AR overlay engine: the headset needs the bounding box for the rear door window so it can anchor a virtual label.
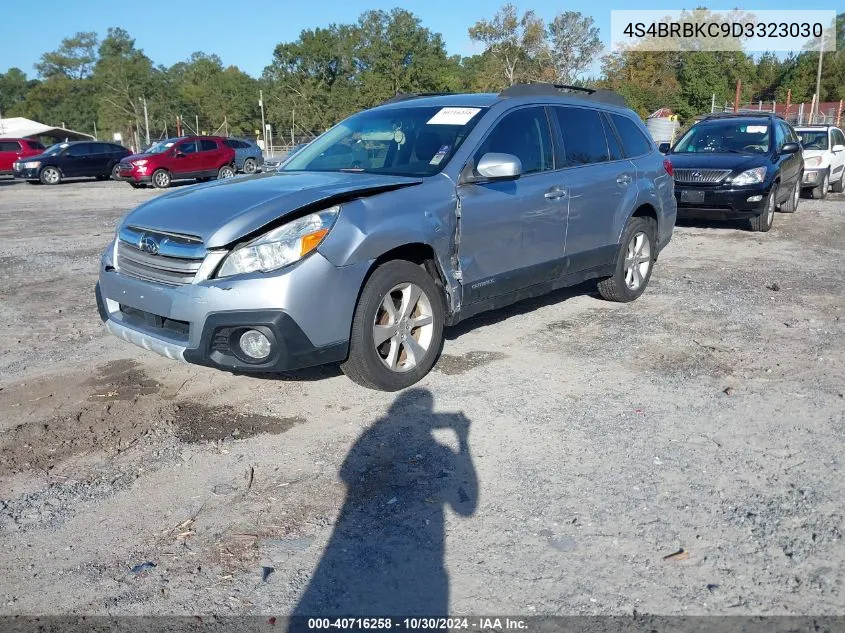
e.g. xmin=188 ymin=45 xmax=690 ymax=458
xmin=200 ymin=139 xmax=218 ymax=152
xmin=0 ymin=141 xmax=22 ymax=152
xmin=611 ymin=113 xmax=653 ymax=157
xmin=554 ymin=106 xmax=610 ymax=166
xmin=66 ymin=143 xmax=93 ymax=156
xmin=473 ymin=106 xmax=554 ymax=175
xmin=601 ymin=114 xmax=623 ymax=160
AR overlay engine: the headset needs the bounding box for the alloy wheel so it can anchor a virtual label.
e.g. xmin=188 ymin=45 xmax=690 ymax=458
xmin=623 ymin=231 xmax=652 ymax=291
xmin=243 ymin=159 xmax=256 ymax=174
xmin=219 ymin=166 xmax=234 ymax=179
xmin=767 ymin=190 xmax=776 ymax=224
xmin=372 ymin=282 xmax=435 ymax=373
xmin=43 ymin=168 xmax=59 ymax=184
xmin=153 ymin=171 xmax=169 ymax=187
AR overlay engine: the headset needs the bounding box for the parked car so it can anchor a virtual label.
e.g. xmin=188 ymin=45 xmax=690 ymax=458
xmin=0 ymin=138 xmax=45 ymax=175
xmin=96 ymin=84 xmax=676 ymax=390
xmin=795 ymin=125 xmax=845 ymax=199
xmin=662 ymin=113 xmax=803 ymax=232
xmin=224 ymin=137 xmax=264 ymax=174
xmin=258 ymin=143 xmax=310 ymax=172
xmin=12 ymin=141 xmax=131 ymax=185
xmin=114 ymin=136 xmax=236 ymax=189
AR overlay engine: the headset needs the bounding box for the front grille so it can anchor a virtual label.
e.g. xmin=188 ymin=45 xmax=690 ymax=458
xmin=116 ymin=227 xmax=206 ymax=286
xmin=673 ymin=168 xmax=732 ymax=184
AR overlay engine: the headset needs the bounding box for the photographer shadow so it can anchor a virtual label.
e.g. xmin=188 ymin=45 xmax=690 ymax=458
xmin=291 ymin=388 xmax=478 ymax=619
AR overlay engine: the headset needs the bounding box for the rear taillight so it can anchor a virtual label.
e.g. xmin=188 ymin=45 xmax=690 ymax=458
xmin=663 ymin=158 xmax=673 ymax=177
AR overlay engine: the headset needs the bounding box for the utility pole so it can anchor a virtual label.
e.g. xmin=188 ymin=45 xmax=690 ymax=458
xmin=141 ymin=97 xmax=150 ymax=146
xmin=811 ymin=37 xmax=824 ymax=124
xmin=259 ymin=90 xmax=266 ymax=150
xmin=195 ymin=115 xmax=199 ymax=136
xmin=291 ymin=109 xmax=295 ymax=146
xmin=733 ymin=80 xmax=741 ymax=113
xmin=93 ymin=121 xmax=98 ymax=139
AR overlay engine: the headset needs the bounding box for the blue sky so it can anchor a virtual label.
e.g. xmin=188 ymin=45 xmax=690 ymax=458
xmin=0 ymin=0 xmax=822 ymax=79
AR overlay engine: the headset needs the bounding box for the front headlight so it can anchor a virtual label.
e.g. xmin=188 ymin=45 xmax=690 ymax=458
xmin=133 ymin=159 xmax=148 ymax=166
xmin=216 ymin=206 xmax=340 ymax=278
xmin=804 ymin=156 xmax=823 ymax=168
xmin=732 ymin=166 xmax=766 ymax=186
xmin=23 ymin=161 xmax=41 ymax=169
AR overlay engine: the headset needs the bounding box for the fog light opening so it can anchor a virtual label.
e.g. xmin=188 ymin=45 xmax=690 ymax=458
xmin=747 ymin=195 xmax=763 ymax=202
xmin=239 ymin=329 xmax=272 ymax=360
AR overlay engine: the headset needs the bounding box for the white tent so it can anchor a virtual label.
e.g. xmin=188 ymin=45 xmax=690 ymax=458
xmin=0 ymin=116 xmax=94 ymax=142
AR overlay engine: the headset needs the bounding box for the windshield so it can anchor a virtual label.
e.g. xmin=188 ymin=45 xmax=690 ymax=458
xmin=145 ymin=139 xmax=177 ymax=154
xmin=42 ymin=143 xmax=69 ymax=156
xmin=282 ymin=105 xmax=487 ymax=177
xmin=796 ymin=130 xmax=828 ymax=150
xmin=673 ymin=120 xmax=770 ymax=154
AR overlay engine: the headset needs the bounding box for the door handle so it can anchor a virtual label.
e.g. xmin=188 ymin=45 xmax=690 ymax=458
xmin=544 ymin=187 xmax=568 ymax=200
xmin=616 ymin=174 xmax=632 ymax=186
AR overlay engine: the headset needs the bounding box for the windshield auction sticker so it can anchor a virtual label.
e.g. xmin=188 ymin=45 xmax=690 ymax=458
xmin=427 ymin=108 xmax=482 ymax=126
xmin=610 ymin=9 xmax=836 ymax=52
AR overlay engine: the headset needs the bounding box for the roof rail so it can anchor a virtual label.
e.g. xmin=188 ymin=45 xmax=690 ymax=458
xmin=380 ymin=92 xmax=454 ymax=105
xmin=499 ymin=83 xmax=626 ymax=107
xmin=700 ymin=111 xmax=784 ymax=120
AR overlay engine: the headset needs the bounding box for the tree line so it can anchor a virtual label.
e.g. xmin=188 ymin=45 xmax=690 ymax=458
xmin=0 ymin=6 xmax=843 ymax=146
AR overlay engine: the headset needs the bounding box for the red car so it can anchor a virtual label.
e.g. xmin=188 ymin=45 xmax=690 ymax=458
xmin=0 ymin=138 xmax=45 ymax=175
xmin=115 ymin=136 xmax=236 ymax=189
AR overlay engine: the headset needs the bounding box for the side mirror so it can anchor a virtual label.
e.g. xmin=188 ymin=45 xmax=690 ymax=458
xmin=780 ymin=142 xmax=800 ymax=154
xmin=832 ymin=144 xmax=845 ymax=153
xmin=474 ymin=152 xmax=523 ymax=181
xmin=658 ymin=142 xmax=671 ymax=154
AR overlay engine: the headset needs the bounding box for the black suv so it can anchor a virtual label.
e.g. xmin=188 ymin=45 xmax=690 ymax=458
xmin=13 ymin=141 xmax=131 ymax=185
xmin=661 ymin=113 xmax=803 ymax=232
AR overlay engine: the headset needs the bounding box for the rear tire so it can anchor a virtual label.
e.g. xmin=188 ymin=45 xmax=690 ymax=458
xmin=111 ymin=164 xmax=121 ymax=180
xmin=811 ymin=170 xmax=830 ymax=199
xmin=749 ymin=184 xmax=776 ymax=232
xmin=243 ymin=158 xmax=257 ymax=174
xmin=40 ymin=166 xmax=61 ymax=185
xmin=151 ymin=169 xmax=171 ymax=189
xmin=597 ymin=217 xmax=656 ymax=303
xmin=780 ymin=180 xmax=801 ymax=212
xmin=341 ymin=260 xmax=445 ymax=391
xmin=217 ymin=165 xmax=235 ymax=179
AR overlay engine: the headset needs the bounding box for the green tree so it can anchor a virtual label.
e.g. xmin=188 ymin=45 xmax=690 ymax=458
xmin=468 ymin=4 xmax=547 ymax=87
xmin=0 ymin=68 xmax=33 ymax=116
xmin=545 ymin=12 xmax=602 ymax=85
xmin=34 ymin=32 xmax=98 ymax=79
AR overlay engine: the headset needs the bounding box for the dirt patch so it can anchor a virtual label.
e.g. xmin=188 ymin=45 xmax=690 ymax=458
xmin=172 ymin=402 xmax=305 ymax=443
xmin=435 ymin=351 xmax=507 ymax=375
xmin=84 ymin=359 xmax=160 ymax=401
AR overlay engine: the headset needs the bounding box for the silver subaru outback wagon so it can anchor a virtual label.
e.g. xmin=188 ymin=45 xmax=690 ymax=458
xmin=96 ymin=84 xmax=677 ymax=391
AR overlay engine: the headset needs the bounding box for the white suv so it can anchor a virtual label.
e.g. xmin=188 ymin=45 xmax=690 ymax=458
xmin=796 ymin=125 xmax=845 ymax=199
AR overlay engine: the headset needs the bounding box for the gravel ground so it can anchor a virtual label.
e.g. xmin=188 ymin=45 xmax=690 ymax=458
xmin=0 ymin=177 xmax=843 ymax=616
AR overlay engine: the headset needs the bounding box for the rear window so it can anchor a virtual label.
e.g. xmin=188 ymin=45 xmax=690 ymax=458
xmin=611 ymin=114 xmax=652 ymax=157
xmin=27 ymin=140 xmax=45 ymax=150
xmin=554 ymin=106 xmax=610 ymax=166
xmin=0 ymin=141 xmax=21 ymax=152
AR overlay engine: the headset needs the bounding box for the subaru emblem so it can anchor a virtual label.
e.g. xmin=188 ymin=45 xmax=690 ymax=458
xmin=139 ymin=235 xmax=160 ymax=255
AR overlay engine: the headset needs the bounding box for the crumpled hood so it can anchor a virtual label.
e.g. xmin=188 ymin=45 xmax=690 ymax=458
xmin=120 ymin=171 xmax=422 ymax=248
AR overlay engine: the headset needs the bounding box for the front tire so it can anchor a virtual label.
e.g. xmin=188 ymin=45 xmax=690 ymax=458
xmin=811 ymin=170 xmax=830 ymax=199
xmin=832 ymin=169 xmax=845 ymax=194
xmin=341 ymin=260 xmax=445 ymax=391
xmin=749 ymin=184 xmax=776 ymax=232
xmin=40 ymin=166 xmax=61 ymax=185
xmin=151 ymin=169 xmax=171 ymax=189
xmin=597 ymin=217 xmax=656 ymax=303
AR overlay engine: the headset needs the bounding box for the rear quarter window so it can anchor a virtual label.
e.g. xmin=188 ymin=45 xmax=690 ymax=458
xmin=27 ymin=141 xmax=45 ymax=150
xmin=611 ymin=114 xmax=653 ymax=157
